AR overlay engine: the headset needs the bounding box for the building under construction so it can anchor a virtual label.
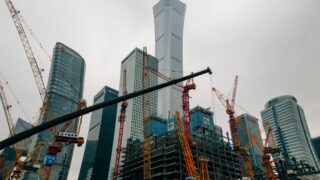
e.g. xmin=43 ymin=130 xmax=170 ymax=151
xmin=120 ymin=106 xmax=242 ymax=180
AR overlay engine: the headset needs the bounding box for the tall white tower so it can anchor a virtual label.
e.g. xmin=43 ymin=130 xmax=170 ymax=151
xmin=153 ymin=0 xmax=186 ymax=118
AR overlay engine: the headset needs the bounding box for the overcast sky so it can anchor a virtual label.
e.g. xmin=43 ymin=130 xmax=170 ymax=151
xmin=1 ymin=0 xmax=320 ymax=179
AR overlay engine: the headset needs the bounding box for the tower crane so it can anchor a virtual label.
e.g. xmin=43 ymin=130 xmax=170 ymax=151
xmin=113 ymin=69 xmax=128 ymax=180
xmin=10 ymin=141 xmax=45 ymax=179
xmin=199 ymin=155 xmax=210 ymax=180
xmin=38 ymin=99 xmax=86 ymax=179
xmin=0 ymin=81 xmax=23 ymax=176
xmin=212 ymin=76 xmax=254 ymax=179
xmin=146 ymin=67 xmax=195 ymax=141
xmin=182 ymin=79 xmax=196 ymax=141
xmin=262 ymin=126 xmax=280 ymax=180
xmin=142 ymin=47 xmax=152 ymax=180
xmin=175 ymin=111 xmax=198 ymax=179
xmin=236 ymin=117 xmax=281 ymax=179
xmin=176 ymin=111 xmax=210 ymax=180
xmin=0 ymin=81 xmax=45 ymax=178
xmin=5 ymin=0 xmax=47 ymax=103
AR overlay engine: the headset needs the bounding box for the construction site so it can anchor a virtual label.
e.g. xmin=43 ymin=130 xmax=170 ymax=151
xmin=1 ymin=0 xmax=320 ymax=180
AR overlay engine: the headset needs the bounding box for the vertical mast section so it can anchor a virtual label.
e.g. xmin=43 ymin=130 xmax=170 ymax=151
xmin=142 ymin=47 xmax=152 ymax=180
xmin=113 ymin=70 xmax=128 ymax=180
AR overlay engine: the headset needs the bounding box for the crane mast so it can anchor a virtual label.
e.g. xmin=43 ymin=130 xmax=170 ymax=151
xmin=182 ymin=79 xmax=196 ymax=141
xmin=4 ymin=0 xmax=47 ymax=102
xmin=113 ymin=70 xmax=128 ymax=180
xmin=142 ymin=47 xmax=152 ymax=180
xmin=175 ymin=111 xmax=198 ymax=179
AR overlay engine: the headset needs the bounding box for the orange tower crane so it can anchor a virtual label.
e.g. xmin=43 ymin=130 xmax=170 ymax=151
xmin=175 ymin=111 xmax=198 ymax=179
xmin=212 ymin=76 xmax=254 ymax=179
xmin=113 ymin=70 xmax=128 ymax=180
xmin=262 ymin=126 xmax=280 ymax=180
xmin=199 ymin=155 xmax=210 ymax=180
xmin=142 ymin=47 xmax=152 ymax=180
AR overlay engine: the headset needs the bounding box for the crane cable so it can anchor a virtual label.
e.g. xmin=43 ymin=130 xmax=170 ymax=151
xmin=19 ymin=14 xmax=52 ymax=61
xmin=0 ymin=71 xmax=31 ymax=122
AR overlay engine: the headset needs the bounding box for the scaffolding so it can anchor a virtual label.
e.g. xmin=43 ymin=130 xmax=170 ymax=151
xmin=121 ymin=130 xmax=241 ymax=180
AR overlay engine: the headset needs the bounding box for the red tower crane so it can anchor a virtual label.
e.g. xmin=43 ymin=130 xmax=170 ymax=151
xmin=113 ymin=69 xmax=128 ymax=180
xmin=263 ymin=126 xmax=281 ymax=180
xmin=146 ymin=67 xmax=195 ymax=140
xmin=212 ymin=76 xmax=254 ymax=179
xmin=182 ymin=79 xmax=196 ymax=141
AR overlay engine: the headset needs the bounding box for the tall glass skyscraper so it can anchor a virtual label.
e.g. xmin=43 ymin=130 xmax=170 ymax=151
xmin=153 ymin=0 xmax=186 ymax=118
xmin=312 ymin=137 xmax=320 ymax=163
xmin=236 ymin=114 xmax=263 ymax=176
xmin=23 ymin=42 xmax=85 ymax=180
xmin=78 ymin=86 xmax=118 ymax=180
xmin=108 ymin=48 xmax=158 ymax=178
xmin=261 ymin=95 xmax=319 ymax=170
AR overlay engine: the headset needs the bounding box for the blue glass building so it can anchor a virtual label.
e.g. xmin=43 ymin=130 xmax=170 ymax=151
xmin=261 ymin=95 xmax=319 ymax=170
xmin=236 ymin=114 xmax=264 ymax=177
xmin=23 ymin=42 xmax=85 ymax=180
xmin=78 ymin=86 xmax=118 ymax=180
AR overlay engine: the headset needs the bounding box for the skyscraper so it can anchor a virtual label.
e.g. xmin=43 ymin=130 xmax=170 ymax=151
xmin=23 ymin=42 xmax=85 ymax=180
xmin=312 ymin=137 xmax=320 ymax=163
xmin=261 ymin=95 xmax=319 ymax=170
xmin=108 ymin=48 xmax=158 ymax=178
xmin=153 ymin=0 xmax=186 ymax=118
xmin=78 ymin=86 xmax=118 ymax=180
xmin=236 ymin=114 xmax=263 ymax=175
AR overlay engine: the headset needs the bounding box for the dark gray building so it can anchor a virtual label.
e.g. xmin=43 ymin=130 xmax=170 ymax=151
xmin=78 ymin=86 xmax=118 ymax=180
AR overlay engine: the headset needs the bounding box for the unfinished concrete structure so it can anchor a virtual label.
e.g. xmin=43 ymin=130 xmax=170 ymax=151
xmin=120 ymin=107 xmax=242 ymax=180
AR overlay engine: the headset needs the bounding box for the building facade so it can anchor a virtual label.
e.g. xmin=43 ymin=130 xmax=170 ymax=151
xmin=78 ymin=86 xmax=118 ymax=180
xmin=236 ymin=114 xmax=264 ymax=176
xmin=108 ymin=48 xmax=158 ymax=178
xmin=261 ymin=95 xmax=319 ymax=170
xmin=23 ymin=42 xmax=85 ymax=180
xmin=153 ymin=0 xmax=186 ymax=118
xmin=312 ymin=137 xmax=320 ymax=163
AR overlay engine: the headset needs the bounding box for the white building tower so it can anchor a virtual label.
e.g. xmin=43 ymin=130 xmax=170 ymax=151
xmin=153 ymin=0 xmax=186 ymax=118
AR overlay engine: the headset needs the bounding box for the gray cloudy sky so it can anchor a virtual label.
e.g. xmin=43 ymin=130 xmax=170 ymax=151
xmin=1 ymin=0 xmax=320 ymax=179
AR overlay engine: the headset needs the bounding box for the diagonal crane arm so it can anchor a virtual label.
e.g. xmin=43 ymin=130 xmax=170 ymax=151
xmin=5 ymin=0 xmax=47 ymax=102
xmin=212 ymin=87 xmax=228 ymax=110
xmin=0 ymin=81 xmax=15 ymax=137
